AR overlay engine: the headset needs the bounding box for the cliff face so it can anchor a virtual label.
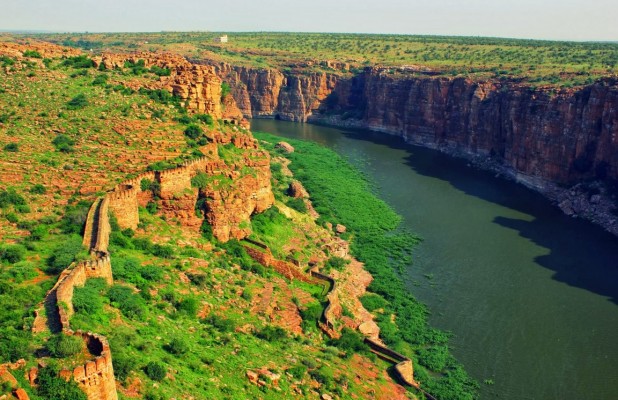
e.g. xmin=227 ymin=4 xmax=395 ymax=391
xmin=334 ymin=71 xmax=618 ymax=188
xmin=211 ymin=63 xmax=338 ymax=122
xmin=211 ymin=63 xmax=618 ymax=187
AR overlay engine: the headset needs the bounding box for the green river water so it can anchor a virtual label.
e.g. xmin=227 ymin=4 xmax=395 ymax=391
xmin=251 ymin=119 xmax=618 ymax=400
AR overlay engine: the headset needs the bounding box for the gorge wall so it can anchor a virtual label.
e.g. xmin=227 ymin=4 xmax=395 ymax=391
xmin=210 ymin=62 xmax=618 ymax=234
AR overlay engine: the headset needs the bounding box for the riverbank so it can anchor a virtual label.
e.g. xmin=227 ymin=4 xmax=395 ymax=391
xmin=255 ymin=131 xmax=479 ymax=400
xmin=305 ymin=114 xmax=618 ymax=239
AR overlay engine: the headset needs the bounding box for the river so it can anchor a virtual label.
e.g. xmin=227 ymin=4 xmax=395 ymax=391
xmin=251 ymin=119 xmax=618 ymax=400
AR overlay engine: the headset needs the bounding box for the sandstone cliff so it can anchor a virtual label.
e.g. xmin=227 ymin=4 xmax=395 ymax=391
xmin=208 ymin=62 xmax=618 ymax=234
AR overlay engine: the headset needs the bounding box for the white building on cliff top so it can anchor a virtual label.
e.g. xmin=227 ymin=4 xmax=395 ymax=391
xmin=214 ymin=35 xmax=228 ymax=43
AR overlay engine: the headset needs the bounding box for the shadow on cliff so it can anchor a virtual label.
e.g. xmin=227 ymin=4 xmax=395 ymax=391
xmin=335 ymin=127 xmax=618 ymax=305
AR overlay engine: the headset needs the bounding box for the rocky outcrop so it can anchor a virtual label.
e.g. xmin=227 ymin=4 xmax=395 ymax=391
xmin=210 ymin=62 xmax=338 ymax=122
xmin=93 ymin=52 xmax=243 ymax=121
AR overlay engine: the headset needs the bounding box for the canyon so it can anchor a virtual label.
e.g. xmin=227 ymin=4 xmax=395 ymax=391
xmin=209 ymin=62 xmax=618 ymax=235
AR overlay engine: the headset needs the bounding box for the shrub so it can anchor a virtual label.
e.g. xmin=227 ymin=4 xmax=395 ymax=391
xmin=5 ymin=212 xmax=18 ymax=224
xmin=221 ymin=82 xmax=231 ymax=98
xmin=108 ymin=284 xmax=146 ymax=319
xmin=418 ymin=345 xmax=450 ymax=371
xmin=62 ymin=55 xmax=94 ymax=69
xmin=23 ymin=50 xmax=42 ymax=58
xmin=66 ymin=94 xmax=88 ymax=110
xmin=73 ymin=278 xmax=107 ymax=315
xmin=92 ymin=74 xmax=109 ymax=86
xmin=324 ymin=256 xmax=349 ymax=272
xmin=151 ymin=244 xmax=174 ymax=259
xmin=145 ymin=361 xmax=166 ymax=381
xmin=140 ymin=265 xmax=163 ymax=281
xmin=139 ymin=88 xmax=178 ymax=105
xmin=150 ymin=65 xmax=171 ymax=76
xmin=195 ymin=114 xmax=214 ymax=125
xmin=0 ymin=189 xmax=26 ymax=208
xmin=328 ymin=328 xmax=369 ymax=357
xmin=0 ymin=245 xmax=25 ymax=263
xmin=176 ymin=296 xmax=198 ymax=317
xmin=47 ymin=235 xmax=85 ymax=274
xmin=360 ymin=293 xmax=388 ymax=312
xmin=256 ymin=325 xmax=287 ymax=342
xmin=47 ymin=334 xmax=83 ymax=357
xmin=191 ymin=173 xmax=210 ymax=189
xmin=37 ymin=366 xmax=87 ymax=400
xmin=30 ymin=184 xmax=46 ymax=194
xmin=52 ymin=134 xmax=75 ymax=152
xmin=165 ymin=338 xmax=188 ymax=355
xmin=111 ymin=256 xmax=141 ymax=283
xmin=184 ymin=124 xmax=203 ymax=139
xmin=3 ymin=143 xmax=18 ymax=152
xmin=202 ymin=314 xmax=235 ymax=333
xmin=112 ymin=351 xmax=133 ymax=381
xmin=287 ymin=197 xmax=307 ymax=213
xmin=60 ymin=201 xmax=90 ymax=234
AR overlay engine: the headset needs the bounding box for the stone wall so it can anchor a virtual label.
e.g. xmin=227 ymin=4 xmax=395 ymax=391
xmin=107 ymin=185 xmax=138 ymax=231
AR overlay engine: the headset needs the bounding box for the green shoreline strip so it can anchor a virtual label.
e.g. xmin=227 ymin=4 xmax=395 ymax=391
xmin=256 ymin=131 xmax=479 ymax=400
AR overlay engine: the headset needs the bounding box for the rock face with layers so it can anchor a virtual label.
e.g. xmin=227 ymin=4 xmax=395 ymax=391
xmin=211 ymin=62 xmax=338 ymax=122
xmin=211 ymin=62 xmax=618 ymax=234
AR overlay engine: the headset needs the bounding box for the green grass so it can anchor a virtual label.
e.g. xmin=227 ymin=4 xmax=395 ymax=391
xmin=256 ymin=131 xmax=479 ymax=400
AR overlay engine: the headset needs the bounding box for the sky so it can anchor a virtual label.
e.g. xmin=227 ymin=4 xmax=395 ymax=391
xmin=2 ymin=0 xmax=617 ymax=42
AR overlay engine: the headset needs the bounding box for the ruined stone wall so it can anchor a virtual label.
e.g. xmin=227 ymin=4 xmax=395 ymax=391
xmin=61 ymin=332 xmax=117 ymax=400
xmin=54 ymin=256 xmax=113 ymax=331
xmin=107 ymin=185 xmax=138 ymax=231
xmin=244 ymin=246 xmax=312 ymax=283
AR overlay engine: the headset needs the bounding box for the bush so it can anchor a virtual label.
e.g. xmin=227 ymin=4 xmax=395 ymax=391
xmin=47 ymin=334 xmax=83 ymax=357
xmin=140 ymin=265 xmax=163 ymax=281
xmin=286 ymin=197 xmax=307 ymax=213
xmin=184 ymin=124 xmax=203 ymax=140
xmin=324 ymin=256 xmax=348 ymax=272
xmin=112 ymin=351 xmax=133 ymax=381
xmin=328 ymin=328 xmax=369 ymax=357
xmin=195 ymin=114 xmax=214 ymax=125
xmin=111 ymin=256 xmax=142 ymax=283
xmin=256 ymin=325 xmax=287 ymax=342
xmin=0 ymin=189 xmax=26 ymax=208
xmin=62 ymin=55 xmax=94 ymax=69
xmin=73 ymin=278 xmax=107 ymax=315
xmin=150 ymin=65 xmax=171 ymax=76
xmin=66 ymin=94 xmax=88 ymax=110
xmin=418 ymin=345 xmax=450 ymax=371
xmin=221 ymin=82 xmax=231 ymax=98
xmin=176 ymin=296 xmax=198 ymax=317
xmin=60 ymin=201 xmax=90 ymax=234
xmin=5 ymin=212 xmax=18 ymax=223
xmin=0 ymin=245 xmax=25 ymax=263
xmin=3 ymin=143 xmax=18 ymax=152
xmin=152 ymin=244 xmax=174 ymax=259
xmin=92 ymin=74 xmax=109 ymax=86
xmin=191 ymin=173 xmax=210 ymax=189
xmin=52 ymin=134 xmax=75 ymax=152
xmin=360 ymin=293 xmax=388 ymax=312
xmin=23 ymin=50 xmax=42 ymax=58
xmin=165 ymin=338 xmax=189 ymax=355
xmin=30 ymin=184 xmax=46 ymax=194
xmin=47 ymin=235 xmax=85 ymax=274
xmin=108 ymin=284 xmax=146 ymax=319
xmin=37 ymin=366 xmax=87 ymax=400
xmin=145 ymin=361 xmax=166 ymax=381
xmin=202 ymin=314 xmax=235 ymax=333
xmin=139 ymin=88 xmax=178 ymax=105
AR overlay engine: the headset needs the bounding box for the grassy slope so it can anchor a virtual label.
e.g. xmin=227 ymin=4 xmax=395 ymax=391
xmin=256 ymin=132 xmax=479 ymax=400
xmin=0 ymin=50 xmax=410 ymax=400
xmin=34 ymin=31 xmax=618 ymax=87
